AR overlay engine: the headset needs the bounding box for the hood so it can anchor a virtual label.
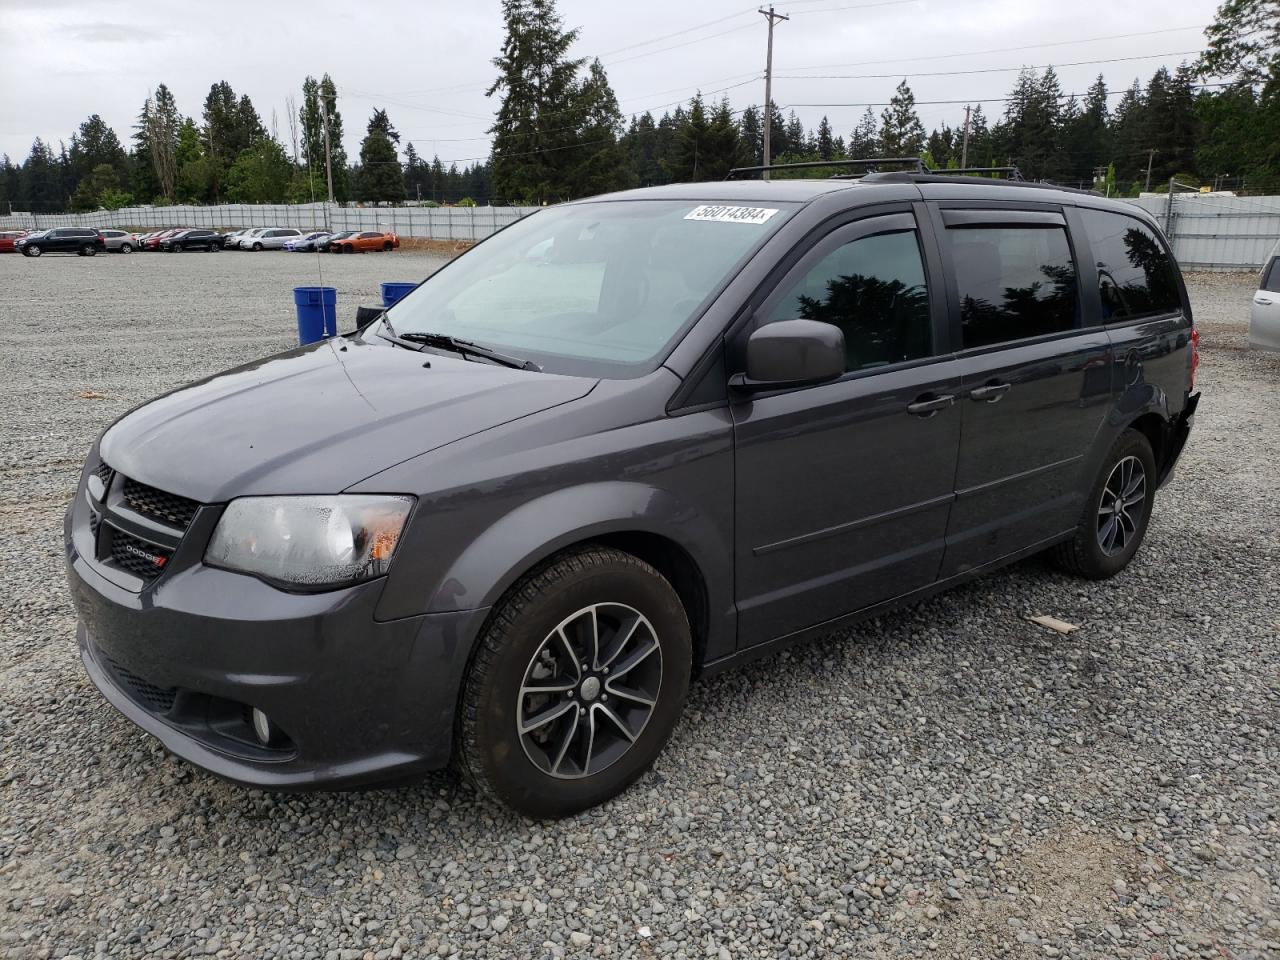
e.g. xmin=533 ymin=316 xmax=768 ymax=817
xmin=100 ymin=338 xmax=596 ymax=502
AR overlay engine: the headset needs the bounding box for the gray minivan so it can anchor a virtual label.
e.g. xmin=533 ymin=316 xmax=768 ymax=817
xmin=66 ymin=171 xmax=1199 ymax=816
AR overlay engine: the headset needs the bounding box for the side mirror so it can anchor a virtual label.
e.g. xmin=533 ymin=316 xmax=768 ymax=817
xmin=730 ymin=319 xmax=845 ymax=394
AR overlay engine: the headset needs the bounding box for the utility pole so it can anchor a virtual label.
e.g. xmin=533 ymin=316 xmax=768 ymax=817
xmin=759 ymin=5 xmax=789 ymax=181
xmin=320 ymin=95 xmax=336 ymax=205
xmin=1144 ymin=148 xmax=1157 ymax=193
xmin=959 ymin=104 xmax=971 ymax=168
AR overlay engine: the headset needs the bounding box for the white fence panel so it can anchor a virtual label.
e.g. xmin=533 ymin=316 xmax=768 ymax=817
xmin=1125 ymin=194 xmax=1280 ymax=271
xmin=0 ymin=202 xmax=538 ymax=241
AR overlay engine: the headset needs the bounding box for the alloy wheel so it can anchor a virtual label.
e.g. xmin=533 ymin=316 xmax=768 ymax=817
xmin=1097 ymin=455 xmax=1146 ymax=556
xmin=517 ymin=603 xmax=663 ymax=780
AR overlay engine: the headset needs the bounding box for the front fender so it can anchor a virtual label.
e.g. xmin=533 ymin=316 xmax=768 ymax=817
xmin=424 ymin=480 xmax=728 ymax=616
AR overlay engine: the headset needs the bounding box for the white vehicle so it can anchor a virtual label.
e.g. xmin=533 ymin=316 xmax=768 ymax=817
xmin=1249 ymin=241 xmax=1280 ymax=352
xmin=245 ymin=228 xmax=303 ymax=251
xmin=228 ymin=228 xmax=269 ymax=250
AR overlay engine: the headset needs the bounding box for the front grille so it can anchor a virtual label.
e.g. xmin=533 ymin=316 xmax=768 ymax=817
xmin=109 ymin=530 xmax=173 ymax=580
xmin=105 ymin=655 xmax=177 ymax=713
xmin=94 ymin=460 xmax=115 ymax=489
xmin=122 ymin=477 xmax=200 ymax=529
xmin=89 ymin=509 xmax=101 ymax=536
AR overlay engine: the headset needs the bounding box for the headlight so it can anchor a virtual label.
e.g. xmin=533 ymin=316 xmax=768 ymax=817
xmin=206 ymin=495 xmax=414 ymax=589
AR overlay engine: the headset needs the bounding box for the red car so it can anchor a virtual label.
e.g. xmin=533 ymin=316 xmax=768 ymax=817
xmin=0 ymin=230 xmax=29 ymax=253
xmin=331 ymin=231 xmax=399 ymax=253
xmin=144 ymin=228 xmax=185 ymax=251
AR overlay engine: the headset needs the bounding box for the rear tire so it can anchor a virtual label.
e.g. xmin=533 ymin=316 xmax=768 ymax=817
xmin=456 ymin=546 xmax=692 ymax=819
xmin=120 ymin=243 xmax=133 ymax=254
xmin=1054 ymin=429 xmax=1157 ymax=580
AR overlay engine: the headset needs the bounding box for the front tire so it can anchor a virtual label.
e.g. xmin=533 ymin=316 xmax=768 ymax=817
xmin=1054 ymin=429 xmax=1157 ymax=580
xmin=80 ymin=244 xmax=96 ymax=256
xmin=252 ymin=242 xmax=263 ymax=251
xmin=24 ymin=246 xmax=40 ymax=257
xmin=456 ymin=547 xmax=692 ymax=818
xmin=382 ymin=241 xmax=393 ymax=251
xmin=119 ymin=243 xmax=133 ymax=254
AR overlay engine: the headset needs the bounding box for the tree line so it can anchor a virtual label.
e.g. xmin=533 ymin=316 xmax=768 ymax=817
xmin=1 ymin=0 xmax=1275 ymax=213
xmin=0 ymin=76 xmax=492 ymax=213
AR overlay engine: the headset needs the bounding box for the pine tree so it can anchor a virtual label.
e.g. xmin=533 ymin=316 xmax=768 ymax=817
xmin=17 ymin=139 xmax=63 ymax=210
xmin=567 ymin=58 xmax=633 ymax=196
xmin=203 ymin=81 xmax=265 ymax=200
xmin=849 ymin=107 xmax=879 ymax=158
xmin=129 ymin=100 xmax=161 ymax=203
xmin=357 ymin=108 xmax=405 ymax=202
xmin=144 ymin=84 xmax=182 ymax=201
xmin=1110 ymin=79 xmax=1147 ymax=184
xmin=68 ymin=115 xmax=128 ymax=196
xmin=623 ymin=112 xmax=664 ymax=185
xmin=816 ymin=116 xmax=836 ymax=161
xmin=298 ymin=75 xmax=348 ymax=201
xmin=736 ymin=105 xmax=763 ymax=168
xmin=878 ymin=80 xmax=925 ymax=156
xmin=487 ymin=0 xmax=584 ymax=203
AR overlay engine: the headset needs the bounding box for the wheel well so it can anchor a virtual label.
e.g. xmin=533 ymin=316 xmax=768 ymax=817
xmin=1126 ymin=412 xmax=1167 ymax=470
xmin=585 ymin=532 xmax=710 ymax=674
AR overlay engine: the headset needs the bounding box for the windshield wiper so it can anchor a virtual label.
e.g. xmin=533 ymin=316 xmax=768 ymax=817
xmin=393 ymin=330 xmax=540 ymax=371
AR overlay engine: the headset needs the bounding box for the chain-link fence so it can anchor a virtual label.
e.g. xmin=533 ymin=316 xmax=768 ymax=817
xmin=0 ymin=203 xmax=539 ymax=241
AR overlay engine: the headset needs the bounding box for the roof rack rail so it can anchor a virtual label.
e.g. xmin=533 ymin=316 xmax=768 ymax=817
xmin=946 ymin=166 xmax=1025 ymax=181
xmin=725 ymin=157 xmax=929 ymax=180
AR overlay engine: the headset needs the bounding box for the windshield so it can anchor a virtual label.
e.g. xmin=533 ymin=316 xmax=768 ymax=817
xmin=381 ymin=198 xmax=796 ymax=377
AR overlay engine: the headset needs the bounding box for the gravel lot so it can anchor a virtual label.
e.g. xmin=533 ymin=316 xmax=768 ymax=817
xmin=1 ymin=251 xmax=1277 ymax=960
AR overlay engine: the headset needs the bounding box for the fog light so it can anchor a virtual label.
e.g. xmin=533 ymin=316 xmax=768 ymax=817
xmin=251 ymin=708 xmax=274 ymax=746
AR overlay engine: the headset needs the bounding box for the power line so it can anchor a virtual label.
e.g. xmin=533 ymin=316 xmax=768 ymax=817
xmin=779 ymin=24 xmax=1207 ymax=73
xmin=781 ymin=80 xmax=1236 ymax=110
xmin=775 ymin=49 xmax=1201 ymax=80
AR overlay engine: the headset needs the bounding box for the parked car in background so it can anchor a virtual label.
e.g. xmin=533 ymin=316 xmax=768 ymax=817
xmin=99 ymin=229 xmax=136 ymax=253
xmin=66 ymin=173 xmax=1199 ymax=817
xmin=245 ymin=228 xmax=303 ymax=251
xmin=1250 ymin=241 xmax=1280 ymax=352
xmin=143 ymin=229 xmax=185 ymax=251
xmin=17 ymin=228 xmax=105 ymax=257
xmin=315 ymin=231 xmax=355 ymax=252
xmin=331 ymin=230 xmax=399 ymax=253
xmin=222 ymin=229 xmax=252 ymax=248
xmin=285 ymin=231 xmax=331 ymax=252
xmin=160 ymin=229 xmax=225 ymax=252
xmin=0 ymin=230 xmax=28 ymax=253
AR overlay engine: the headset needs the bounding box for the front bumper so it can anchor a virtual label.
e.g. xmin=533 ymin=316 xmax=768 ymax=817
xmin=66 ymin=496 xmax=489 ymax=790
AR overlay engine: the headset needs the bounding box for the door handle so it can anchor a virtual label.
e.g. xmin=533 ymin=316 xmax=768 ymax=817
xmin=906 ymin=393 xmax=956 ymax=417
xmin=1256 ymin=296 xmax=1275 ymax=305
xmin=969 ymin=382 xmax=1012 ymax=402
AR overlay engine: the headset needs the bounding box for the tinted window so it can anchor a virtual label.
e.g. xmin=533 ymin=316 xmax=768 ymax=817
xmin=946 ymin=225 xmax=1078 ymax=348
xmin=361 ymin=232 xmax=380 ymax=239
xmin=1079 ymin=209 xmax=1181 ymax=320
xmin=385 ymin=199 xmax=797 ymax=376
xmin=1261 ymin=257 xmax=1280 ymax=294
xmin=766 ymin=228 xmax=931 ymax=371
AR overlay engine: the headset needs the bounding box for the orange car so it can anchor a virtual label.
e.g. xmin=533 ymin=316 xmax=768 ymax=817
xmin=330 ymin=231 xmax=399 ymax=253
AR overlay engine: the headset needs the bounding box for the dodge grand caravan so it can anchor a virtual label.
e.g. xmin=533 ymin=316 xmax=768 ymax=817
xmin=66 ymin=171 xmax=1199 ymax=817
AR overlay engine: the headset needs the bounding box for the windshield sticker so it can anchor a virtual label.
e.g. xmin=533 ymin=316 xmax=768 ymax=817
xmin=684 ymin=205 xmax=779 ymax=225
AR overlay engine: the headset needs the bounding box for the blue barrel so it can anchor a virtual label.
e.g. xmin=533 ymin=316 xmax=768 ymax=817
xmin=381 ymin=282 xmax=417 ymax=308
xmin=293 ymin=286 xmax=337 ymax=345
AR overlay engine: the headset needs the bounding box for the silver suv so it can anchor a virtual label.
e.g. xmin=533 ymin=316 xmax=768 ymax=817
xmin=99 ymin=230 xmax=136 ymax=254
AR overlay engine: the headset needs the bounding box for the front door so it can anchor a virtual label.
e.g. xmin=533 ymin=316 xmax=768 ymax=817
xmin=933 ymin=207 xmax=1112 ymax=576
xmin=732 ymin=212 xmax=963 ymax=647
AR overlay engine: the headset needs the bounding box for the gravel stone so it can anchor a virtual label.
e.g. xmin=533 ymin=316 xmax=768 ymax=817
xmin=0 ymin=256 xmax=1277 ymax=959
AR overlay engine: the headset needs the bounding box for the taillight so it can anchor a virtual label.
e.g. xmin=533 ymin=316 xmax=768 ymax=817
xmin=1189 ymin=326 xmax=1200 ymax=389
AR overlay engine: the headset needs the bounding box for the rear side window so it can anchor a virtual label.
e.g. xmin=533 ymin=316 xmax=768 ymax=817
xmin=1079 ymin=209 xmax=1181 ymax=320
xmin=946 ymin=226 xmax=1078 ymax=348
xmin=1262 ymin=257 xmax=1280 ymax=294
xmin=766 ymin=229 xmax=931 ymax=371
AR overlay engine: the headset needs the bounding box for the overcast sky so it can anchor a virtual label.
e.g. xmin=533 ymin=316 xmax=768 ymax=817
xmin=0 ymin=0 xmax=1221 ymax=167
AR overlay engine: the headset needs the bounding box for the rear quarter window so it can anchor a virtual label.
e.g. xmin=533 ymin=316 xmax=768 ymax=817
xmin=1078 ymin=208 xmax=1181 ymax=321
xmin=1262 ymin=257 xmax=1280 ymax=294
xmin=945 ymin=225 xmax=1079 ymax=349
